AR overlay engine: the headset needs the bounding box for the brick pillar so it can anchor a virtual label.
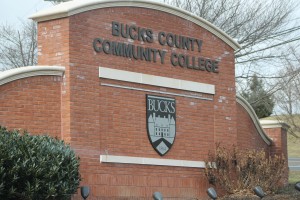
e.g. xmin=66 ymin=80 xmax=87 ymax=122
xmin=260 ymin=120 xmax=289 ymax=186
xmin=37 ymin=18 xmax=71 ymax=142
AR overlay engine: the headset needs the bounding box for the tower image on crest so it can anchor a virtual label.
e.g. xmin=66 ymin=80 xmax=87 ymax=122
xmin=148 ymin=113 xmax=175 ymax=143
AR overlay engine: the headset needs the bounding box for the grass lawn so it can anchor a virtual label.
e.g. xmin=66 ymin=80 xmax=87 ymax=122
xmin=288 ymin=133 xmax=300 ymax=184
xmin=288 ymin=134 xmax=300 ymax=158
xmin=287 ymin=130 xmax=300 ymax=183
xmin=290 ymin=171 xmax=300 ymax=183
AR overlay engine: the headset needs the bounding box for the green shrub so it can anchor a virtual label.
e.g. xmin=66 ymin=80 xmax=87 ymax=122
xmin=205 ymin=144 xmax=286 ymax=195
xmin=0 ymin=126 xmax=80 ymax=200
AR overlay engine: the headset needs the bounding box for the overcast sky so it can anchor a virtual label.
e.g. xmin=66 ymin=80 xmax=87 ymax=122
xmin=1 ymin=0 xmax=300 ymax=27
xmin=0 ymin=0 xmax=53 ymax=27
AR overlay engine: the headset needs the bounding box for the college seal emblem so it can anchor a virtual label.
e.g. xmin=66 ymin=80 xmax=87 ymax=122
xmin=146 ymin=95 xmax=176 ymax=156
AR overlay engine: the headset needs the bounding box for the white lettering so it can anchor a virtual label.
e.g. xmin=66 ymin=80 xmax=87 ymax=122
xmin=148 ymin=98 xmax=175 ymax=113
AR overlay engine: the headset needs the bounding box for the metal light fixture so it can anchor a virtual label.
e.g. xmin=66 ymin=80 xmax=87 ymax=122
xmin=153 ymin=192 xmax=163 ymax=200
xmin=207 ymin=187 xmax=217 ymax=200
xmin=81 ymin=186 xmax=90 ymax=200
xmin=295 ymin=182 xmax=300 ymax=191
xmin=253 ymin=186 xmax=265 ymax=199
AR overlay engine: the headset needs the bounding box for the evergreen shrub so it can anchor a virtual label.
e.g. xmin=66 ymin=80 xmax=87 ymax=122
xmin=0 ymin=126 xmax=80 ymax=200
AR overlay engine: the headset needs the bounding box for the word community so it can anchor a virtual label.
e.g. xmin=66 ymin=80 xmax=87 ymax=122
xmin=93 ymin=21 xmax=219 ymax=73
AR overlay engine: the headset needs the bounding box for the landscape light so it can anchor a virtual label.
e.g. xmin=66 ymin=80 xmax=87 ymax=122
xmin=207 ymin=187 xmax=217 ymax=200
xmin=253 ymin=186 xmax=265 ymax=199
xmin=81 ymin=186 xmax=90 ymax=200
xmin=153 ymin=192 xmax=163 ymax=200
xmin=295 ymin=182 xmax=300 ymax=191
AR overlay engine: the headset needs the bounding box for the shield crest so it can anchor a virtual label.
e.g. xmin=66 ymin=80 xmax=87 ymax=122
xmin=146 ymin=95 xmax=176 ymax=156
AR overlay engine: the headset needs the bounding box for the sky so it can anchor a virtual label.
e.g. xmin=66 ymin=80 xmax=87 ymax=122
xmin=0 ymin=0 xmax=53 ymax=27
xmin=0 ymin=0 xmax=161 ymax=26
xmin=1 ymin=0 xmax=299 ymax=28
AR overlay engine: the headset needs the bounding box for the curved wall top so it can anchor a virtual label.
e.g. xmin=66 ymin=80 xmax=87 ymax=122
xmin=236 ymin=95 xmax=272 ymax=145
xmin=29 ymin=0 xmax=241 ymax=51
xmin=0 ymin=66 xmax=65 ymax=86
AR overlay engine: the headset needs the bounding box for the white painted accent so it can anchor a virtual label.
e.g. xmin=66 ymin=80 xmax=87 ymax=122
xmin=29 ymin=0 xmax=240 ymax=50
xmin=100 ymin=155 xmax=206 ymax=168
xmin=99 ymin=67 xmax=215 ymax=94
xmin=260 ymin=119 xmax=290 ymax=130
xmin=101 ymin=83 xmax=213 ymax=100
xmin=236 ymin=95 xmax=272 ymax=145
xmin=0 ymin=66 xmax=65 ymax=86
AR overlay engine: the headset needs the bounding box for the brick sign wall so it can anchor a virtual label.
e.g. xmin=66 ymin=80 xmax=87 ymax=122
xmin=0 ymin=1 xmax=287 ymax=199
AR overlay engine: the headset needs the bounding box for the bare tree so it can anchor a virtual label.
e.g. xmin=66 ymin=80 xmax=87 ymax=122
xmin=44 ymin=0 xmax=71 ymax=5
xmin=0 ymin=21 xmax=37 ymax=71
xmin=163 ymin=0 xmax=300 ymax=81
xmin=273 ymin=50 xmax=300 ymax=137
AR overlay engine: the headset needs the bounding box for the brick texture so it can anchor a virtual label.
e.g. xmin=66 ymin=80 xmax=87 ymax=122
xmin=236 ymin=103 xmax=270 ymax=152
xmin=236 ymin=103 xmax=288 ymax=186
xmin=264 ymin=127 xmax=289 ymax=185
xmin=0 ymin=76 xmax=62 ymax=138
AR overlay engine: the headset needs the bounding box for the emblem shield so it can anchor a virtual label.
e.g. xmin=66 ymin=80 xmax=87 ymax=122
xmin=146 ymin=95 xmax=176 ymax=156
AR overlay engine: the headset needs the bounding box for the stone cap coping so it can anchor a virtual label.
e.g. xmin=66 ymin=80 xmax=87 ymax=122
xmin=0 ymin=66 xmax=65 ymax=86
xmin=259 ymin=119 xmax=290 ymax=131
xmin=236 ymin=95 xmax=272 ymax=145
xmin=29 ymin=0 xmax=241 ymax=50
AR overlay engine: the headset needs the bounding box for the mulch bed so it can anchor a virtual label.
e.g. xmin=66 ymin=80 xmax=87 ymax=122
xmin=219 ymin=184 xmax=300 ymax=200
xmin=220 ymin=194 xmax=300 ymax=200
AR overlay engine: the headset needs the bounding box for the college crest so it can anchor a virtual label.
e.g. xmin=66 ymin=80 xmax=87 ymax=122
xmin=146 ymin=95 xmax=176 ymax=156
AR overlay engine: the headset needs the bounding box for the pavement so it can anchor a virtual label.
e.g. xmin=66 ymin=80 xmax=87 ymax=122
xmin=289 ymin=158 xmax=300 ymax=171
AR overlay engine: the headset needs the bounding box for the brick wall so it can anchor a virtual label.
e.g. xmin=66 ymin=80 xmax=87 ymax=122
xmin=236 ymin=103 xmax=270 ymax=152
xmin=263 ymin=127 xmax=288 ymax=157
xmin=73 ymin=7 xmax=234 ymax=199
xmin=236 ymin=102 xmax=289 ymax=187
xmin=0 ymin=76 xmax=62 ymax=138
xmin=262 ymin=124 xmax=289 ymax=186
xmin=32 ymin=6 xmax=238 ymax=199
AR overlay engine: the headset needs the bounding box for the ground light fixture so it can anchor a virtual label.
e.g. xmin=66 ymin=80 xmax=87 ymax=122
xmin=153 ymin=192 xmax=163 ymax=200
xmin=295 ymin=182 xmax=300 ymax=191
xmin=81 ymin=186 xmax=90 ymax=200
xmin=253 ymin=186 xmax=266 ymax=199
xmin=207 ymin=187 xmax=217 ymax=200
